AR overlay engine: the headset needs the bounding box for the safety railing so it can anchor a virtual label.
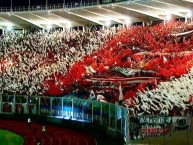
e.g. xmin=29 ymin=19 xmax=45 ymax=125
xmin=127 ymin=115 xmax=193 ymax=145
xmin=0 ymin=0 xmax=142 ymax=13
xmin=0 ymin=94 xmax=129 ymax=144
xmin=0 ymin=1 xmax=98 ymax=13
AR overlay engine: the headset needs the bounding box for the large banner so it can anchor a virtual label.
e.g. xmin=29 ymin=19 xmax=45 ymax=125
xmin=172 ymin=116 xmax=192 ymax=131
xmin=138 ymin=116 xmax=171 ymax=124
xmin=111 ymin=66 xmax=156 ymax=76
xmin=129 ymin=116 xmax=172 ymax=140
xmin=129 ymin=115 xmax=192 ymax=140
xmin=138 ymin=116 xmax=172 ymax=138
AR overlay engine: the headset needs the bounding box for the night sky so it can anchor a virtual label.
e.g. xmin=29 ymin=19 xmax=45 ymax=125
xmin=0 ymin=0 xmax=83 ymax=7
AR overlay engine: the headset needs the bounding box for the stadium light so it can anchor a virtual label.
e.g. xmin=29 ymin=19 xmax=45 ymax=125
xmin=46 ymin=21 xmax=53 ymax=30
xmin=7 ymin=24 xmax=12 ymax=31
xmin=66 ymin=21 xmax=72 ymax=29
xmin=46 ymin=24 xmax=52 ymax=29
xmin=187 ymin=11 xmax=192 ymax=18
xmin=165 ymin=14 xmax=172 ymax=21
xmin=124 ymin=19 xmax=131 ymax=25
xmin=105 ymin=21 xmax=111 ymax=27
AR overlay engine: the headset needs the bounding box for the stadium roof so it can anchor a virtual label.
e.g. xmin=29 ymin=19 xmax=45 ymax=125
xmin=0 ymin=0 xmax=193 ymax=30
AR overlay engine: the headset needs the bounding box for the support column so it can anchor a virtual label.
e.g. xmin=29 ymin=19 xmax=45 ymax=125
xmin=92 ymin=101 xmax=94 ymax=122
xmin=115 ymin=103 xmax=118 ymax=130
xmin=82 ymin=100 xmax=84 ymax=120
xmin=50 ymin=98 xmax=52 ymax=116
xmin=63 ymin=0 xmax=65 ymax=8
xmin=0 ymin=94 xmax=2 ymax=113
xmin=28 ymin=0 xmax=31 ymax=10
xmin=142 ymin=22 xmax=145 ymax=27
xmin=100 ymin=103 xmax=102 ymax=125
xmin=126 ymin=115 xmax=130 ymax=144
xmin=164 ymin=20 xmax=166 ymax=26
xmin=185 ymin=17 xmax=188 ymax=24
xmin=26 ymin=96 xmax=29 ymax=114
xmin=82 ymin=26 xmax=85 ymax=32
xmin=72 ymin=98 xmax=74 ymax=118
xmin=46 ymin=0 xmax=48 ymax=10
xmin=11 ymin=0 xmax=13 ymax=12
xmin=12 ymin=94 xmax=16 ymax=113
xmin=38 ymin=97 xmax=40 ymax=115
xmin=108 ymin=103 xmax=110 ymax=127
xmin=62 ymin=98 xmax=63 ymax=117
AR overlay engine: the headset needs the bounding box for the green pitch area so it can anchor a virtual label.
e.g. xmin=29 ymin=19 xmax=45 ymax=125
xmin=0 ymin=129 xmax=24 ymax=145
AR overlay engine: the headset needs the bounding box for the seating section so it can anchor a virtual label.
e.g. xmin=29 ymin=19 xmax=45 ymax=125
xmin=0 ymin=119 xmax=95 ymax=145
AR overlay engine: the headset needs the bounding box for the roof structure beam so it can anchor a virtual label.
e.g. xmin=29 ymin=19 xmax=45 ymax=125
xmin=81 ymin=8 xmax=123 ymax=24
xmin=11 ymin=13 xmax=44 ymax=29
xmin=29 ymin=12 xmax=64 ymax=28
xmin=136 ymin=1 xmax=187 ymax=17
xmin=116 ymin=4 xmax=164 ymax=20
xmin=0 ymin=16 xmax=24 ymax=29
xmin=182 ymin=0 xmax=193 ymax=3
xmin=64 ymin=10 xmax=104 ymax=25
xmin=49 ymin=12 xmax=84 ymax=27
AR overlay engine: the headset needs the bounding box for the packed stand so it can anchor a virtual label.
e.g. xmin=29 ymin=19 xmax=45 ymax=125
xmin=0 ymin=27 xmax=117 ymax=95
xmin=1 ymin=21 xmax=193 ymax=116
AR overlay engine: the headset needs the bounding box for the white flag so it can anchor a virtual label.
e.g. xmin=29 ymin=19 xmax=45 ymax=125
xmin=163 ymin=56 xmax=167 ymax=64
xmin=89 ymin=90 xmax=95 ymax=100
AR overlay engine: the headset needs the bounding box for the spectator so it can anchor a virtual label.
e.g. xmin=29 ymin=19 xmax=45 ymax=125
xmin=42 ymin=125 xmax=46 ymax=136
xmin=27 ymin=117 xmax=31 ymax=128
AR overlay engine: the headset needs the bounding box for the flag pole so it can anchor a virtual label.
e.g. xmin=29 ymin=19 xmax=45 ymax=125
xmin=164 ymin=114 xmax=166 ymax=145
xmin=11 ymin=0 xmax=13 ymax=12
xmin=29 ymin=0 xmax=31 ymax=10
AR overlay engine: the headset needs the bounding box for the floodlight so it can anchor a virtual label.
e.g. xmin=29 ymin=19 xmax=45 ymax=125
xmin=105 ymin=21 xmax=111 ymax=26
xmin=166 ymin=14 xmax=172 ymax=21
xmin=66 ymin=21 xmax=72 ymax=29
xmin=187 ymin=11 xmax=192 ymax=18
xmin=7 ymin=25 xmax=12 ymax=31
xmin=47 ymin=24 xmax=52 ymax=29
xmin=125 ymin=19 xmax=131 ymax=25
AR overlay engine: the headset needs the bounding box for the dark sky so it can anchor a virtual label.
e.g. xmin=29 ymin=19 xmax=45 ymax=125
xmin=0 ymin=0 xmax=82 ymax=7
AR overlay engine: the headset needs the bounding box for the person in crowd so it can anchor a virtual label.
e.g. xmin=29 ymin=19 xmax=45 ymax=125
xmin=27 ymin=117 xmax=31 ymax=129
xmin=42 ymin=125 xmax=46 ymax=136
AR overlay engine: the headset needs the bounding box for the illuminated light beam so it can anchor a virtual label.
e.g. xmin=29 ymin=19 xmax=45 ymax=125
xmin=0 ymin=16 xmax=24 ymax=29
xmin=116 ymin=4 xmax=164 ymax=20
xmin=81 ymin=8 xmax=123 ymax=24
xmin=64 ymin=10 xmax=104 ymax=25
xmin=29 ymin=12 xmax=64 ymax=28
xmin=134 ymin=1 xmax=187 ymax=17
xmin=11 ymin=13 xmax=44 ymax=29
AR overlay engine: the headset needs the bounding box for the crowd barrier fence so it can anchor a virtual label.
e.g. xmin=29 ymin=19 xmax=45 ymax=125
xmin=0 ymin=94 xmax=129 ymax=144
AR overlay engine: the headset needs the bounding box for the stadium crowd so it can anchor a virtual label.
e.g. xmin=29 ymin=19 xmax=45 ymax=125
xmin=0 ymin=27 xmax=117 ymax=95
xmin=1 ymin=20 xmax=193 ymax=115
